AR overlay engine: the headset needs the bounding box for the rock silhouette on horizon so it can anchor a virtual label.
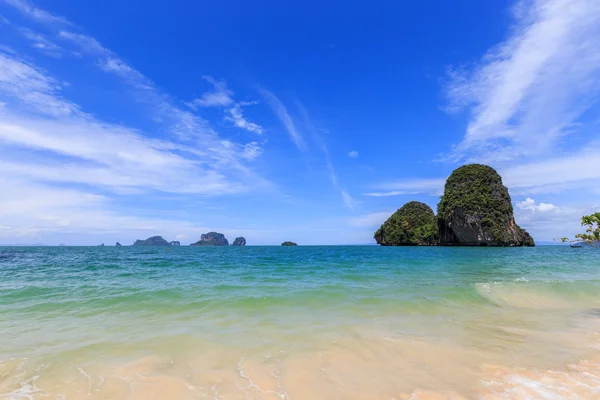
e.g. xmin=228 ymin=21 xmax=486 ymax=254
xmin=191 ymin=232 xmax=229 ymax=246
xmin=133 ymin=236 xmax=171 ymax=246
xmin=170 ymin=241 xmax=180 ymax=246
xmin=115 ymin=242 xmax=122 ymax=247
xmin=232 ymin=237 xmax=246 ymax=246
xmin=281 ymin=241 xmax=297 ymax=246
xmin=374 ymin=201 xmax=438 ymax=246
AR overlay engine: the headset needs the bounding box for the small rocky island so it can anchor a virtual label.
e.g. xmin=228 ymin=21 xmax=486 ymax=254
xmin=169 ymin=241 xmax=181 ymax=246
xmin=232 ymin=237 xmax=246 ymax=246
xmin=133 ymin=236 xmax=172 ymax=246
xmin=375 ymin=201 xmax=438 ymax=246
xmin=191 ymin=232 xmax=229 ymax=246
xmin=115 ymin=242 xmax=122 ymax=247
xmin=375 ymin=164 xmax=534 ymax=247
xmin=281 ymin=241 xmax=297 ymax=246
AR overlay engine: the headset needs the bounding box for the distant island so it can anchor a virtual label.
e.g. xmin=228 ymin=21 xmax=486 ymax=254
xmin=133 ymin=236 xmax=172 ymax=246
xmin=281 ymin=241 xmax=297 ymax=246
xmin=191 ymin=232 xmax=229 ymax=246
xmin=128 ymin=233 xmax=247 ymax=246
xmin=232 ymin=237 xmax=246 ymax=246
xmin=375 ymin=164 xmax=535 ymax=247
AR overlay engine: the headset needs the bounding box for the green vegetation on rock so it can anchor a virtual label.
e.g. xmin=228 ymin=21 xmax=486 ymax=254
xmin=374 ymin=201 xmax=438 ymax=246
xmin=437 ymin=164 xmax=534 ymax=246
xmin=281 ymin=241 xmax=297 ymax=246
xmin=133 ymin=236 xmax=171 ymax=246
xmin=191 ymin=232 xmax=229 ymax=246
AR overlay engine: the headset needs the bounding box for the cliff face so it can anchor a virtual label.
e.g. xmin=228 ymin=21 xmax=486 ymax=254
xmin=437 ymin=164 xmax=534 ymax=246
xmin=232 ymin=237 xmax=246 ymax=246
xmin=374 ymin=201 xmax=438 ymax=246
xmin=133 ymin=236 xmax=170 ymax=246
xmin=191 ymin=232 xmax=229 ymax=246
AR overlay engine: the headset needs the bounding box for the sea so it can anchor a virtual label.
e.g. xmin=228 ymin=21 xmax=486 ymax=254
xmin=1 ymin=245 xmax=599 ymax=399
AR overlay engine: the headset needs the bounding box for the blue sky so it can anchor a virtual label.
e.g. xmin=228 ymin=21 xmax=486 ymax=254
xmin=1 ymin=0 xmax=599 ymax=245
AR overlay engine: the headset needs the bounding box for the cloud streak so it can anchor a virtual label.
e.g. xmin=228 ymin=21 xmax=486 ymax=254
xmin=187 ymin=76 xmax=233 ymax=108
xmin=260 ymin=89 xmax=307 ymax=151
xmin=446 ymin=0 xmax=600 ymax=162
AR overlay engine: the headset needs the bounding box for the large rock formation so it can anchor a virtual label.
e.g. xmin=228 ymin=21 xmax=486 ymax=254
xmin=232 ymin=237 xmax=246 ymax=246
xmin=281 ymin=241 xmax=297 ymax=246
xmin=437 ymin=164 xmax=534 ymax=246
xmin=191 ymin=232 xmax=229 ymax=246
xmin=374 ymin=201 xmax=438 ymax=246
xmin=133 ymin=236 xmax=171 ymax=246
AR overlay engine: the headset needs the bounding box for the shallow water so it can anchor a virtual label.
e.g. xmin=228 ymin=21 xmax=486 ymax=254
xmin=1 ymin=246 xmax=599 ymax=399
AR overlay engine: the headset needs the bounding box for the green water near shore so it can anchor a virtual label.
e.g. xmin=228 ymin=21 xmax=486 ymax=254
xmin=1 ymin=246 xmax=599 ymax=399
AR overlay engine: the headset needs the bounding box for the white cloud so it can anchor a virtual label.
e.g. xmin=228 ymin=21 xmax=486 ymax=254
xmin=225 ymin=102 xmax=264 ymax=134
xmin=513 ymin=197 xmax=600 ymax=241
xmin=18 ymin=28 xmax=64 ymax=57
xmin=373 ymin=143 xmax=600 ymax=197
xmin=446 ymin=0 xmax=600 ymax=162
xmin=57 ymin=31 xmax=225 ymax=145
xmin=516 ymin=197 xmax=557 ymax=212
xmin=368 ymin=178 xmax=446 ymax=196
xmin=296 ymin=101 xmax=355 ymax=211
xmin=241 ymin=141 xmax=263 ymax=161
xmin=187 ymin=76 xmax=233 ymax=108
xmin=3 ymin=0 xmax=71 ymax=26
xmin=0 ymin=51 xmax=79 ymax=116
xmin=0 ymin=37 xmax=272 ymax=211
xmin=0 ymin=14 xmax=11 ymax=25
xmin=348 ymin=150 xmax=359 ymax=158
xmin=260 ymin=89 xmax=307 ymax=151
xmin=363 ymin=190 xmax=418 ymax=197
xmin=347 ymin=211 xmax=393 ymax=228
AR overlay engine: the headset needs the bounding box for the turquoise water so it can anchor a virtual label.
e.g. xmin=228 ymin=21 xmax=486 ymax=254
xmin=1 ymin=246 xmax=600 ymax=399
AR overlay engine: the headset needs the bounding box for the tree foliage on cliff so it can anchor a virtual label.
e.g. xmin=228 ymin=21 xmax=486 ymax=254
xmin=374 ymin=201 xmax=438 ymax=246
xmin=437 ymin=164 xmax=533 ymax=246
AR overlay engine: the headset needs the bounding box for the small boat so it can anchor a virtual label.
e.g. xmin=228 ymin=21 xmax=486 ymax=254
xmin=570 ymin=243 xmax=583 ymax=248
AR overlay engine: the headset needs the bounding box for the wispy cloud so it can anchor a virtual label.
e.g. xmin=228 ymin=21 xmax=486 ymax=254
xmin=363 ymin=190 xmax=419 ymax=197
xmin=260 ymin=89 xmax=307 ymax=152
xmin=348 ymin=150 xmax=359 ymax=158
xmin=225 ymin=101 xmax=264 ymax=134
xmin=3 ymin=0 xmax=72 ymax=26
xmin=446 ymin=0 xmax=600 ymax=162
xmin=19 ymin=27 xmax=64 ymax=57
xmin=367 ymin=178 xmax=446 ymax=197
xmin=296 ymin=101 xmax=355 ymax=211
xmin=371 ymin=145 xmax=600 ymax=197
xmin=347 ymin=211 xmax=393 ymax=228
xmin=241 ymin=141 xmax=263 ymax=161
xmin=0 ymin=13 xmax=11 ymax=25
xmin=187 ymin=76 xmax=233 ymax=108
xmin=0 ymin=51 xmax=79 ymax=116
